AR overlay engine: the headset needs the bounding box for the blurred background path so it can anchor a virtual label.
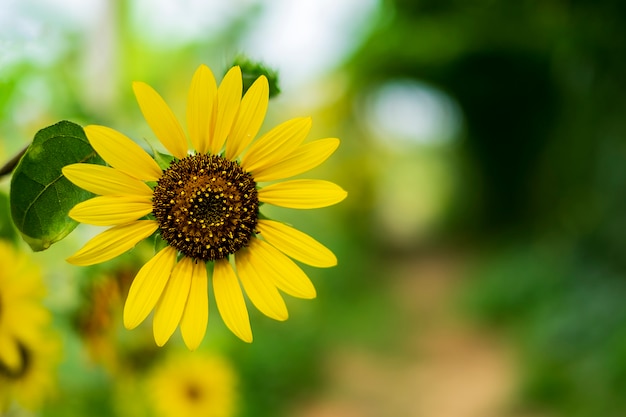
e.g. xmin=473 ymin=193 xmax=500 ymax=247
xmin=295 ymin=251 xmax=559 ymax=417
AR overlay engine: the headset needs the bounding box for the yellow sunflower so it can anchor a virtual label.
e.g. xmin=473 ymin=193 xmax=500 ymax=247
xmin=146 ymin=352 xmax=238 ymax=417
xmin=0 ymin=331 xmax=60 ymax=412
xmin=0 ymin=240 xmax=49 ymax=375
xmin=63 ymin=64 xmax=346 ymax=350
xmin=0 ymin=240 xmax=58 ymax=411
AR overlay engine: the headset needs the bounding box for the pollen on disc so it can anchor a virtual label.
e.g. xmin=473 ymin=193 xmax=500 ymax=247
xmin=152 ymin=154 xmax=259 ymax=261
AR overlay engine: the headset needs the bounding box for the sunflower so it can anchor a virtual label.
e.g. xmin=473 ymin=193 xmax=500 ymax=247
xmin=0 ymin=240 xmax=58 ymax=411
xmin=63 ymin=64 xmax=346 ymax=350
xmin=146 ymin=352 xmax=238 ymax=417
xmin=0 ymin=332 xmax=60 ymax=412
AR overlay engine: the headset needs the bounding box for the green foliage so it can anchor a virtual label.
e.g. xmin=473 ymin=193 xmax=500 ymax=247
xmin=231 ymin=55 xmax=281 ymax=99
xmin=0 ymin=192 xmax=18 ymax=244
xmin=462 ymin=243 xmax=626 ymax=416
xmin=10 ymin=121 xmax=104 ymax=251
xmin=345 ymin=2 xmax=626 ymax=412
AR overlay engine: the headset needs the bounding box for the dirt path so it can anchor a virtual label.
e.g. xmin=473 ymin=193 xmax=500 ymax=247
xmin=294 ymin=252 xmax=558 ymax=417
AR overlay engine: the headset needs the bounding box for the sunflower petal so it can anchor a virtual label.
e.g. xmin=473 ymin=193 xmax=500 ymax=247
xmin=210 ymin=66 xmax=242 ymax=154
xmin=0 ymin=336 xmax=21 ymax=373
xmin=123 ymin=246 xmax=177 ymax=329
xmin=67 ymin=220 xmax=158 ymax=266
xmin=180 ymin=261 xmax=208 ymax=350
xmin=84 ymin=125 xmax=162 ymax=181
xmin=153 ymin=256 xmax=193 ymax=346
xmin=257 ymin=219 xmax=337 ymax=267
xmin=235 ymin=247 xmax=288 ymax=321
xmin=247 ymin=239 xmax=316 ymax=299
xmin=252 ymin=138 xmax=340 ymax=182
xmin=258 ymin=180 xmax=347 ymax=209
xmin=133 ymin=81 xmax=188 ymax=159
xmin=241 ymin=117 xmax=311 ymax=173
xmin=225 ymin=75 xmax=269 ymax=160
xmin=69 ymin=195 xmax=153 ymax=226
xmin=213 ymin=259 xmax=252 ymax=342
xmin=62 ymin=164 xmax=154 ymax=197
xmin=187 ymin=64 xmax=217 ymax=154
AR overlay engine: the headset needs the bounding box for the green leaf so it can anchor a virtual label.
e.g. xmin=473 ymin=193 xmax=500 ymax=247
xmin=10 ymin=121 xmax=104 ymax=251
xmin=0 ymin=192 xmax=18 ymax=244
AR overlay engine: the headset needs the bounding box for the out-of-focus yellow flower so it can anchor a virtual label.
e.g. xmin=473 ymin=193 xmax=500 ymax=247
xmin=0 ymin=332 xmax=60 ymax=412
xmin=63 ymin=64 xmax=347 ymax=349
xmin=0 ymin=241 xmax=58 ymax=411
xmin=147 ymin=352 xmax=238 ymax=417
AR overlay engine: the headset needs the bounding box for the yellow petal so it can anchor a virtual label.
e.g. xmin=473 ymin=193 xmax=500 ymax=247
xmin=187 ymin=64 xmax=217 ymax=154
xmin=235 ymin=247 xmax=288 ymax=321
xmin=69 ymin=195 xmax=153 ymax=226
xmin=210 ymin=66 xmax=242 ymax=154
xmin=153 ymin=256 xmax=193 ymax=346
xmin=258 ymin=180 xmax=347 ymax=209
xmin=133 ymin=81 xmax=188 ymax=159
xmin=123 ymin=246 xmax=177 ymax=329
xmin=180 ymin=261 xmax=208 ymax=350
xmin=0 ymin=336 xmax=22 ymax=373
xmin=62 ymin=164 xmax=154 ymax=197
xmin=257 ymin=219 xmax=337 ymax=267
xmin=247 ymin=238 xmax=316 ymax=299
xmin=67 ymin=220 xmax=158 ymax=266
xmin=252 ymin=138 xmax=340 ymax=182
xmin=84 ymin=125 xmax=162 ymax=181
xmin=241 ymin=117 xmax=311 ymax=173
xmin=213 ymin=259 xmax=252 ymax=342
xmin=225 ymin=76 xmax=269 ymax=160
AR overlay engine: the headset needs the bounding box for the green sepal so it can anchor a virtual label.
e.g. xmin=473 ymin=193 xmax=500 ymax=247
xmin=10 ymin=120 xmax=104 ymax=251
xmin=141 ymin=137 xmax=175 ymax=171
xmin=153 ymin=151 xmax=175 ymax=170
xmin=153 ymin=234 xmax=169 ymax=253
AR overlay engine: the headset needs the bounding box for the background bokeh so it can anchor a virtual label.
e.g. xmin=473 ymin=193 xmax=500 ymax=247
xmin=2 ymin=0 xmax=626 ymax=416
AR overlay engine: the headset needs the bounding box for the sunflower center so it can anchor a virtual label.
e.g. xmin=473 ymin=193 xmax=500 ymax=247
xmin=152 ymin=154 xmax=258 ymax=261
xmin=185 ymin=383 xmax=203 ymax=402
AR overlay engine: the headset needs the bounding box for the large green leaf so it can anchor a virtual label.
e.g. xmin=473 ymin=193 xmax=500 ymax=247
xmin=0 ymin=192 xmax=18 ymax=244
xmin=10 ymin=121 xmax=104 ymax=251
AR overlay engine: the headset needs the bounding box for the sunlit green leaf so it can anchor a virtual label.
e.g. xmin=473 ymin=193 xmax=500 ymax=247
xmin=0 ymin=192 xmax=18 ymax=244
xmin=10 ymin=120 xmax=104 ymax=251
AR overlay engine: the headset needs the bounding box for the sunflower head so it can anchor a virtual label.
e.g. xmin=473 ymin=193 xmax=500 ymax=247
xmin=147 ymin=352 xmax=238 ymax=417
xmin=63 ymin=64 xmax=347 ymax=349
xmin=0 ymin=241 xmax=49 ymax=375
xmin=152 ymin=153 xmax=259 ymax=261
xmin=0 ymin=241 xmax=58 ymax=411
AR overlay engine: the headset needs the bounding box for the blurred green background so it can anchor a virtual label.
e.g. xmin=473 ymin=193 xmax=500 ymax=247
xmin=2 ymin=0 xmax=626 ymax=416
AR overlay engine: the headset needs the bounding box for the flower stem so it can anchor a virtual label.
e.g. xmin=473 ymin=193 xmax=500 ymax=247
xmin=0 ymin=145 xmax=28 ymax=178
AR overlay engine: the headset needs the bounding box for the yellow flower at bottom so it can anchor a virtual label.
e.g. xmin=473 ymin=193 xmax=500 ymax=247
xmin=0 ymin=332 xmax=60 ymax=412
xmin=0 ymin=241 xmax=58 ymax=411
xmin=63 ymin=64 xmax=347 ymax=350
xmin=147 ymin=353 xmax=238 ymax=417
